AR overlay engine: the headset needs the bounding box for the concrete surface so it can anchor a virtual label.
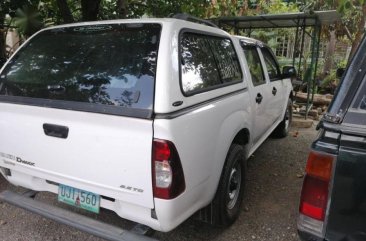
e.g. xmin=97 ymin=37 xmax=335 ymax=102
xmin=291 ymin=117 xmax=314 ymax=128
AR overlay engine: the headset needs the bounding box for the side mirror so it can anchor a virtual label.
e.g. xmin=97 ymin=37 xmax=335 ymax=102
xmin=282 ymin=66 xmax=297 ymax=79
xmin=336 ymin=68 xmax=345 ymax=78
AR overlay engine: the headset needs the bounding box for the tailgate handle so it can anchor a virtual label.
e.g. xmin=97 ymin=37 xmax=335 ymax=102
xmin=43 ymin=124 xmax=69 ymax=139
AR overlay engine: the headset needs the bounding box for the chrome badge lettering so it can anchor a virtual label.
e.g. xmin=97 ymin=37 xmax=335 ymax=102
xmin=120 ymin=185 xmax=144 ymax=193
xmin=0 ymin=152 xmax=35 ymax=167
xmin=16 ymin=157 xmax=35 ymax=166
xmin=0 ymin=152 xmax=16 ymax=160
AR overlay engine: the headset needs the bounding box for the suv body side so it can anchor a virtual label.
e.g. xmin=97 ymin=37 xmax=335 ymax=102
xmin=154 ymin=30 xmax=293 ymax=231
xmin=153 ymin=22 xmax=253 ymax=230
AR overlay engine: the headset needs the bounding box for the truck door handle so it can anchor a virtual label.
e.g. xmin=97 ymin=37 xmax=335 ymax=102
xmin=256 ymin=93 xmax=263 ymax=104
xmin=272 ymin=87 xmax=277 ymax=96
xmin=43 ymin=123 xmax=69 ymax=139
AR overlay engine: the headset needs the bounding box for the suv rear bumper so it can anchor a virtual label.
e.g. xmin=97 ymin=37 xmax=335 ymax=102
xmin=2 ymin=168 xmax=163 ymax=229
xmin=2 ymin=168 xmax=211 ymax=232
xmin=0 ymin=190 xmax=157 ymax=241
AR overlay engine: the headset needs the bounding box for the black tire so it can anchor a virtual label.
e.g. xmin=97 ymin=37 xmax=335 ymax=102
xmin=272 ymin=98 xmax=293 ymax=138
xmin=211 ymin=144 xmax=246 ymax=227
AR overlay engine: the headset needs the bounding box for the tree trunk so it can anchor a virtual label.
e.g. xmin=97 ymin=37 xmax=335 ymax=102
xmin=0 ymin=13 xmax=6 ymax=67
xmin=81 ymin=0 xmax=101 ymax=21
xmin=56 ymin=0 xmax=74 ymax=23
xmin=323 ymin=29 xmax=336 ymax=74
xmin=117 ymin=0 xmax=127 ymax=19
xmin=348 ymin=4 xmax=366 ymax=62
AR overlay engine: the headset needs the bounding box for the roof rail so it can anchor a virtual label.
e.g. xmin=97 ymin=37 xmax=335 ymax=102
xmin=172 ymin=13 xmax=218 ymax=28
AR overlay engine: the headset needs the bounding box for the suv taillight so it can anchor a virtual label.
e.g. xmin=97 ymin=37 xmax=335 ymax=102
xmin=152 ymin=139 xmax=185 ymax=199
xmin=300 ymin=151 xmax=334 ymax=221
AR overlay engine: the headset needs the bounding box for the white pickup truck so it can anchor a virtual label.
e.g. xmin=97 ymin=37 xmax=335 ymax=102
xmin=0 ymin=17 xmax=294 ymax=239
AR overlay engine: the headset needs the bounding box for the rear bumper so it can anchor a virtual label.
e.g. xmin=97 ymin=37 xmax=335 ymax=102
xmin=3 ymin=168 xmax=163 ymax=230
xmin=0 ymin=190 xmax=157 ymax=241
xmin=2 ymin=167 xmax=211 ymax=232
xmin=298 ymin=230 xmax=324 ymax=241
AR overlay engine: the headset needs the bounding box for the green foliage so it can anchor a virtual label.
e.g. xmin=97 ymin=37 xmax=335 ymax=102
xmin=337 ymin=0 xmax=366 ymax=36
xmin=0 ymin=0 xmax=30 ymax=19
xmin=99 ymin=0 xmax=118 ymax=19
xmin=144 ymin=0 xmax=205 ymax=17
xmin=39 ymin=0 xmax=81 ymax=23
xmin=250 ymin=30 xmax=276 ymax=45
xmin=256 ymin=0 xmax=298 ymax=14
xmin=307 ymin=0 xmax=365 ymax=56
xmin=319 ymin=69 xmax=338 ymax=94
xmin=13 ymin=5 xmax=54 ymax=38
xmin=206 ymin=0 xmax=299 ymax=17
xmin=337 ymin=59 xmax=347 ymax=69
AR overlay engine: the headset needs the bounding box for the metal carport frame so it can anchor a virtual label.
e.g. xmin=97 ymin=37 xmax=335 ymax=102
xmin=211 ymin=11 xmax=340 ymax=119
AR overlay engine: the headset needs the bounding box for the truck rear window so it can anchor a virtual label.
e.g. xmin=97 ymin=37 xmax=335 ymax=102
xmin=0 ymin=23 xmax=161 ymax=118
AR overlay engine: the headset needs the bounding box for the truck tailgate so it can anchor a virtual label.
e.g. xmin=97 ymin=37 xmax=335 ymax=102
xmin=325 ymin=133 xmax=366 ymax=241
xmin=0 ymin=103 xmax=154 ymax=208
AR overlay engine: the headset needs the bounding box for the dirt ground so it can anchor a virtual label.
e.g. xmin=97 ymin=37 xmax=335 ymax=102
xmin=0 ymin=126 xmax=318 ymax=241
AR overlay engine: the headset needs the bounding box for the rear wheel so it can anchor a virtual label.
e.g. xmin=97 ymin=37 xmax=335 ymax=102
xmin=272 ymin=98 xmax=292 ymax=138
xmin=212 ymin=144 xmax=246 ymax=227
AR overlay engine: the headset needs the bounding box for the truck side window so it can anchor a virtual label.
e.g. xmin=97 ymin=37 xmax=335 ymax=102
xmin=360 ymin=95 xmax=366 ymax=110
xmin=343 ymin=75 xmax=366 ymax=126
xmin=208 ymin=38 xmax=242 ymax=83
xmin=180 ymin=32 xmax=242 ymax=95
xmin=352 ymin=78 xmax=366 ymax=110
xmin=261 ymin=48 xmax=281 ymax=81
xmin=242 ymin=46 xmax=266 ymax=86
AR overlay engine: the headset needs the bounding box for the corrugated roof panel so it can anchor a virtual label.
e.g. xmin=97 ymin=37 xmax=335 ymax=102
xmin=214 ymin=10 xmax=340 ymax=29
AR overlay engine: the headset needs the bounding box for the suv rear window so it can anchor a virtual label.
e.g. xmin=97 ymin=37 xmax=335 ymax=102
xmin=0 ymin=23 xmax=161 ymax=118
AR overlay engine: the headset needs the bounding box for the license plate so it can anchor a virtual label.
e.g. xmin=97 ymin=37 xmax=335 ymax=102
xmin=58 ymin=184 xmax=100 ymax=214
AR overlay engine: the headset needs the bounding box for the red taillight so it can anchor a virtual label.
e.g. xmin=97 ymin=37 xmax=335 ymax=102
xmin=152 ymin=139 xmax=185 ymax=199
xmin=299 ymin=151 xmax=334 ymax=221
xmin=300 ymin=176 xmax=329 ymax=220
xmin=153 ymin=141 xmax=171 ymax=161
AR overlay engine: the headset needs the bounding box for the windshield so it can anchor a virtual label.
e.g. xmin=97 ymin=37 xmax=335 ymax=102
xmin=0 ymin=23 xmax=161 ymax=116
